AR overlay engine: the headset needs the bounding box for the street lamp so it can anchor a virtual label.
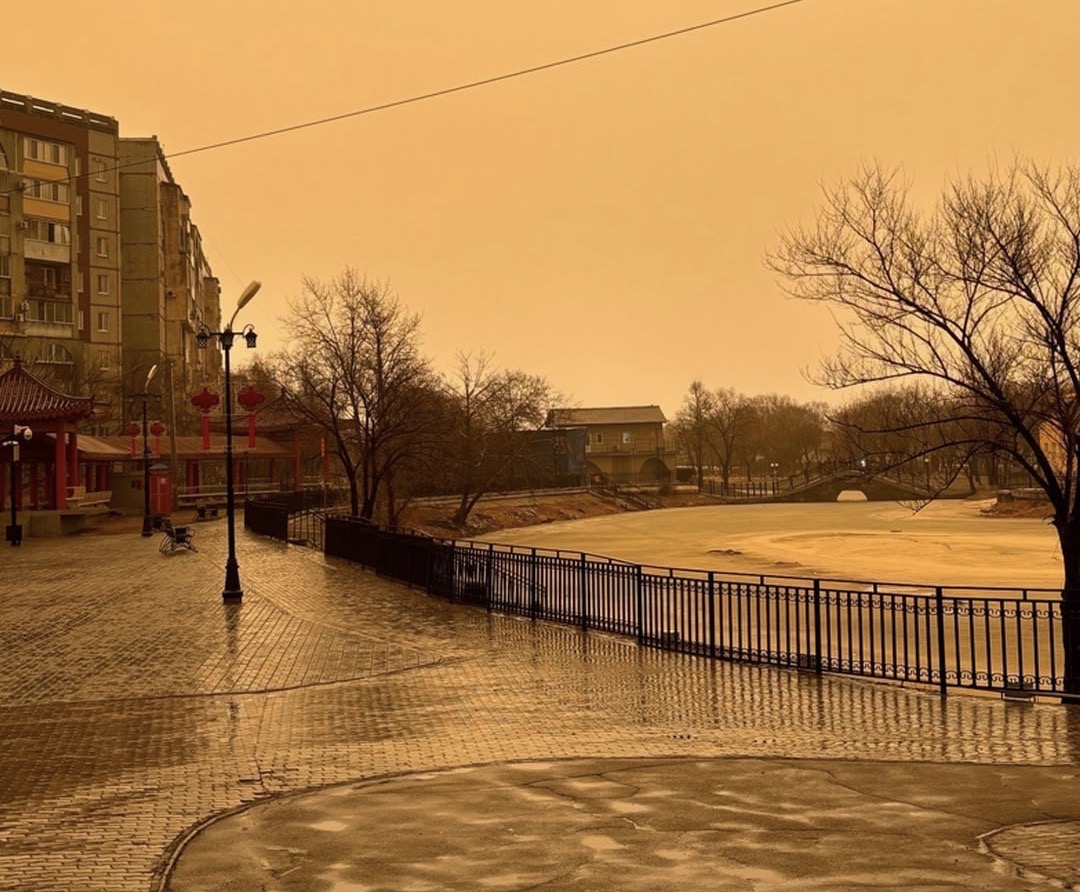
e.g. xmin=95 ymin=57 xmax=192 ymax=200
xmin=138 ymin=364 xmax=159 ymax=537
xmin=769 ymin=461 xmax=780 ymax=494
xmin=196 ymin=280 xmax=261 ymax=602
xmin=3 ymin=424 xmax=32 ymax=546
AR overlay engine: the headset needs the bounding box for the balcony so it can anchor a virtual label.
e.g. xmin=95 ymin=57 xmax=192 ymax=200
xmin=24 ymin=239 xmax=71 ymax=263
xmin=26 ymin=285 xmax=72 ymax=301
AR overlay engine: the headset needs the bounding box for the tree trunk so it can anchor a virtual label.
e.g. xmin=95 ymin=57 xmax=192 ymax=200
xmin=1056 ymin=516 xmax=1080 ymax=694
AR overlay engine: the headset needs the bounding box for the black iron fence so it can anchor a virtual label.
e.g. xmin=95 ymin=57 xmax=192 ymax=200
xmin=318 ymin=515 xmax=1068 ymax=697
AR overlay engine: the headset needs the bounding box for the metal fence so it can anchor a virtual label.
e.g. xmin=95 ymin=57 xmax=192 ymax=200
xmin=320 ymin=516 xmax=1069 ymax=697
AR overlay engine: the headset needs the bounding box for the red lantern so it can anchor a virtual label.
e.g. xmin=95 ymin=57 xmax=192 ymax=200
xmin=237 ymin=386 xmax=266 ymax=448
xmin=150 ymin=421 xmax=166 ymax=458
xmin=191 ymin=387 xmax=220 ymax=451
xmin=125 ymin=422 xmax=140 ymax=458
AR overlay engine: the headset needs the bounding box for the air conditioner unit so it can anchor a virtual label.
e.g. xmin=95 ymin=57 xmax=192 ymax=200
xmin=15 ymin=221 xmax=28 ymax=231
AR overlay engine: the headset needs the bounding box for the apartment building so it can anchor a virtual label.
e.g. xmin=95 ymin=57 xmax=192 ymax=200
xmin=0 ymin=90 xmax=124 ymax=425
xmin=119 ymin=136 xmax=222 ymax=431
xmin=0 ymin=88 xmax=223 ymax=434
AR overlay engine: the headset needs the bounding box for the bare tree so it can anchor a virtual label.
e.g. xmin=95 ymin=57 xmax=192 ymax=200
xmin=267 ymin=270 xmax=437 ymax=520
xmin=706 ymin=387 xmax=755 ymax=488
xmin=672 ymin=380 xmax=715 ymax=489
xmin=771 ymin=160 xmax=1080 ymax=689
xmin=440 ymin=352 xmax=553 ymax=527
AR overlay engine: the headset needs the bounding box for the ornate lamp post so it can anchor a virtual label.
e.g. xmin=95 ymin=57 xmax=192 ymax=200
xmin=3 ymin=424 xmax=32 ymax=547
xmin=196 ymin=281 xmax=261 ymax=602
xmin=138 ymin=364 xmax=159 ymax=537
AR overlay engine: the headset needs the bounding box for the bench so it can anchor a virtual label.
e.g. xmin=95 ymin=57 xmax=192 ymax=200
xmin=66 ymin=487 xmax=111 ymax=509
xmin=159 ymin=519 xmax=196 ymax=554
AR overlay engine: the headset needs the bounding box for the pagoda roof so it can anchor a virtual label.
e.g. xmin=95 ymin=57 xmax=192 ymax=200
xmin=0 ymin=358 xmax=94 ymax=423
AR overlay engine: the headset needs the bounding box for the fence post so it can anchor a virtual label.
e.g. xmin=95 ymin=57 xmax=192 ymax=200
xmin=813 ymin=578 xmax=822 ymax=675
xmin=447 ymin=540 xmax=456 ymax=600
xmin=485 ymin=543 xmax=494 ymax=612
xmin=708 ymin=571 xmax=717 ymax=659
xmin=935 ymin=586 xmax=948 ymax=697
xmin=636 ymin=564 xmax=644 ymax=645
xmin=530 ymin=547 xmax=539 ymax=619
xmin=580 ymin=553 xmax=588 ymax=630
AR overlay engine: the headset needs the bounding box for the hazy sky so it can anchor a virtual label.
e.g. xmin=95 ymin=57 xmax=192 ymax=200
xmin=6 ymin=0 xmax=1080 ymax=417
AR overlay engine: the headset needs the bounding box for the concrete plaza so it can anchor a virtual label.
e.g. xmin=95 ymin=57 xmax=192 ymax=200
xmin=2 ymin=515 xmax=1080 ymax=890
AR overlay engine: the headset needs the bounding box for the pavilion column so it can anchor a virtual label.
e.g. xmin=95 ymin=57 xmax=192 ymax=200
xmin=269 ymin=459 xmax=277 ymax=488
xmin=54 ymin=427 xmax=67 ymax=509
xmin=30 ymin=463 xmax=40 ymax=509
xmin=67 ymin=430 xmax=79 ymax=487
xmin=0 ymin=460 xmax=6 ymax=510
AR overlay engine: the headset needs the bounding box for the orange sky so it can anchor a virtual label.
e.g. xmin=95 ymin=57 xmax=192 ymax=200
xmin=6 ymin=0 xmax=1080 ymax=417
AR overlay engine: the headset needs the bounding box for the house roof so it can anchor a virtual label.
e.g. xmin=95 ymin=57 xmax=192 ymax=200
xmin=546 ymin=405 xmax=667 ymax=427
xmin=95 ymin=435 xmax=292 ymax=462
xmin=60 ymin=433 xmax=129 ymax=460
xmin=208 ymin=396 xmax=306 ymax=434
xmin=0 ymin=358 xmax=95 ymax=423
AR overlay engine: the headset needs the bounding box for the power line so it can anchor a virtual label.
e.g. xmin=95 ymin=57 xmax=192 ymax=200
xmin=1 ymin=0 xmax=811 ymax=197
xmin=168 ymin=0 xmax=812 ymax=161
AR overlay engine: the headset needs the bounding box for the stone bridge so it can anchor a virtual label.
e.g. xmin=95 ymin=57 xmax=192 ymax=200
xmin=775 ymin=471 xmax=933 ymax=502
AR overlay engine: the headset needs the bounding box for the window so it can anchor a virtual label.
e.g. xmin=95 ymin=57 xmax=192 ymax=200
xmin=0 ymin=296 xmax=12 ymax=318
xmin=595 ymin=432 xmax=604 ymax=445
xmin=24 ymin=138 xmax=67 ymax=165
xmin=96 ymin=199 xmax=108 ymax=220
xmin=97 ymin=273 xmax=109 ymax=294
xmin=94 ymin=160 xmax=108 ymax=183
xmin=43 ymin=267 xmax=57 ymax=288
xmin=26 ymin=299 xmax=73 ymax=324
xmin=25 ymin=218 xmax=70 ymax=244
xmin=37 ymin=342 xmax=74 ymax=364
xmin=24 ymin=180 xmax=69 ymax=203
xmin=96 ymin=236 xmax=108 ymax=257
xmin=78 ymin=309 xmax=85 ymax=330
xmin=96 ymin=311 xmax=109 ymax=332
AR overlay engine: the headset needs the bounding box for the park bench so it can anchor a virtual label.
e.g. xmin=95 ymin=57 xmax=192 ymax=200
xmin=66 ymin=486 xmax=112 ymax=509
xmin=159 ymin=518 xmax=196 ymax=554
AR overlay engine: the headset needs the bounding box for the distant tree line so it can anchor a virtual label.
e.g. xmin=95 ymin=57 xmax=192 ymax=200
xmin=670 ymin=379 xmax=1034 ymax=494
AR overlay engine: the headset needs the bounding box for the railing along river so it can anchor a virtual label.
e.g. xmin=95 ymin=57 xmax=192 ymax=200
xmin=247 ymin=502 xmax=1069 ymax=697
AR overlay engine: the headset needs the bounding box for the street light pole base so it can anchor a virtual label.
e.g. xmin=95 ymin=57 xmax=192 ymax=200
xmin=141 ymin=517 xmax=154 ymax=538
xmin=223 ymin=559 xmax=243 ymax=602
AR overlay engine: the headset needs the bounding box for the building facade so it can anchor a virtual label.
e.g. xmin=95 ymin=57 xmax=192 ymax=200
xmin=545 ymin=405 xmax=677 ymax=485
xmin=118 ymin=136 xmax=222 ymax=433
xmin=0 ymin=89 xmax=223 ymax=437
xmin=0 ymin=90 xmax=124 ymax=426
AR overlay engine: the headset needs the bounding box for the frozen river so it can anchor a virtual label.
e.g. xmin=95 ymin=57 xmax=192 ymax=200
xmin=480 ymin=499 xmax=1062 ymax=591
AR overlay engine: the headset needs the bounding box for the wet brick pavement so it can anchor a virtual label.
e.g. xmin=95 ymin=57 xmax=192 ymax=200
xmin=2 ymin=517 xmax=1080 ymax=889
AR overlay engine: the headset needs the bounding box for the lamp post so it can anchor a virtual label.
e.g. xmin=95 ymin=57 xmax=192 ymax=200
xmin=139 ymin=364 xmax=159 ymax=537
xmin=769 ymin=461 xmax=780 ymax=494
xmin=196 ymin=280 xmax=261 ymax=602
xmin=3 ymin=424 xmax=32 ymax=546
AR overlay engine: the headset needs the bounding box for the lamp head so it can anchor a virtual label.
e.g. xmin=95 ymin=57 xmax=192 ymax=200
xmin=242 ymin=325 xmax=258 ymax=349
xmin=237 ymin=280 xmax=261 ymax=310
xmin=146 ymin=364 xmax=159 ymax=387
xmin=195 ymin=326 xmax=210 ymax=350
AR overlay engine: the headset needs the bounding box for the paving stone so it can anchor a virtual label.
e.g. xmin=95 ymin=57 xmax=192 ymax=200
xmin=0 ymin=521 xmax=1079 ymax=889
